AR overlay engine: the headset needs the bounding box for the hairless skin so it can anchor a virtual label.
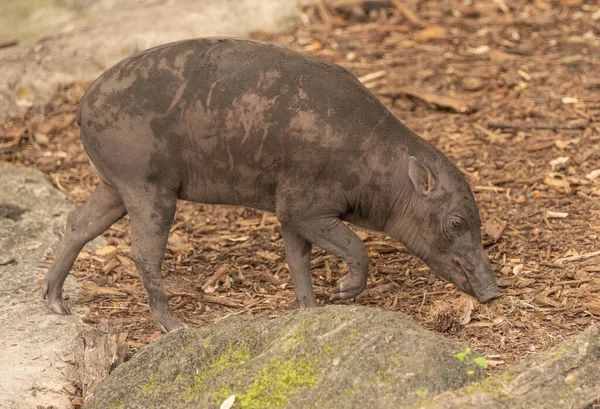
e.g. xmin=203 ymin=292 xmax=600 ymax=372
xmin=43 ymin=38 xmax=500 ymax=332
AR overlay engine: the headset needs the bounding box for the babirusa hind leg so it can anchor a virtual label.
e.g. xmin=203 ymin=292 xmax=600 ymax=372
xmin=43 ymin=181 xmax=126 ymax=314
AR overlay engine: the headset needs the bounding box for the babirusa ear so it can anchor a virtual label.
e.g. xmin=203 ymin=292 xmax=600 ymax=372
xmin=408 ymin=156 xmax=434 ymax=195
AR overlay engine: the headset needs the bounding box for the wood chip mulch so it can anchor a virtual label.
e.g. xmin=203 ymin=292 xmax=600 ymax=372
xmin=1 ymin=0 xmax=599 ymax=391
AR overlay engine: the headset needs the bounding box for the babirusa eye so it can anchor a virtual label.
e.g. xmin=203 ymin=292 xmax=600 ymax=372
xmin=451 ymin=217 xmax=462 ymax=228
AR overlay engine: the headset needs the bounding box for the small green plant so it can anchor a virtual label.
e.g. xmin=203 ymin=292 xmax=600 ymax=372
xmin=474 ymin=356 xmax=488 ymax=368
xmin=453 ymin=348 xmax=487 ymax=377
xmin=453 ymin=348 xmax=471 ymax=362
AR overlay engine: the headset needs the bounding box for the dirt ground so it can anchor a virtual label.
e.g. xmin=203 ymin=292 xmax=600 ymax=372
xmin=1 ymin=0 xmax=599 ymax=402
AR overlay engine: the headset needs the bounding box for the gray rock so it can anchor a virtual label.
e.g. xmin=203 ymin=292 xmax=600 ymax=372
xmin=84 ymin=305 xmax=488 ymax=409
xmin=0 ymin=0 xmax=309 ymax=119
xmin=0 ymin=165 xmax=89 ymax=409
xmin=417 ymin=321 xmax=600 ymax=409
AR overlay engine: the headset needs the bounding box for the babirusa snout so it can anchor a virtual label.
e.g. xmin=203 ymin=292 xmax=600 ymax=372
xmin=476 ymin=286 xmax=501 ymax=304
xmin=470 ymin=250 xmax=500 ymax=304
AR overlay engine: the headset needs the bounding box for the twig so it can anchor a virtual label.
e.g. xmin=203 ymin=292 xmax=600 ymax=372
xmin=473 ymin=123 xmax=500 ymax=140
xmin=378 ymin=87 xmax=473 ymax=113
xmin=0 ymin=40 xmax=18 ymax=50
xmin=201 ymin=294 xmax=242 ymax=308
xmin=473 ymin=185 xmax=506 ymax=193
xmin=554 ymin=250 xmax=600 ymax=266
xmin=358 ymin=70 xmax=387 ymax=84
xmin=316 ymin=0 xmax=345 ymax=27
xmin=390 ymin=0 xmax=426 ymax=27
xmin=554 ymin=279 xmax=591 ymax=286
xmin=418 ymin=290 xmax=427 ymax=314
xmin=0 ymin=258 xmax=16 ymax=266
xmin=487 ymin=119 xmax=589 ymax=131
xmin=201 ymin=264 xmax=231 ymax=290
xmin=540 ymin=261 xmax=563 ymax=269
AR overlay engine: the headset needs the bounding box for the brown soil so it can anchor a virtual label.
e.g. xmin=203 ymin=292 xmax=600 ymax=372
xmin=1 ymin=0 xmax=599 ymax=392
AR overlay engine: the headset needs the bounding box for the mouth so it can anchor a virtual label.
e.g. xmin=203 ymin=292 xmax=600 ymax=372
xmin=445 ymin=260 xmax=501 ymax=304
xmin=476 ymin=289 xmax=501 ymax=303
xmin=462 ymin=267 xmax=501 ymax=303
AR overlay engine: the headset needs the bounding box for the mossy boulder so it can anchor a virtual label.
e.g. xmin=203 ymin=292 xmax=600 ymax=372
xmin=83 ymin=305 xmax=488 ymax=409
xmin=414 ymin=322 xmax=600 ymax=409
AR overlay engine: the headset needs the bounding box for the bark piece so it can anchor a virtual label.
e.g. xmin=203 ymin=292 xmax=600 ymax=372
xmin=75 ymin=322 xmax=129 ymax=399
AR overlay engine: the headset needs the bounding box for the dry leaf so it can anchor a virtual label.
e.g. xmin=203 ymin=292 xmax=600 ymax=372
xmin=414 ymin=26 xmax=447 ymax=42
xmin=584 ymin=301 xmax=600 ymax=315
xmin=34 ymin=132 xmax=49 ymax=145
xmin=459 ymin=299 xmax=474 ymax=325
xmin=585 ymin=169 xmax=600 ymax=181
xmin=83 ymin=284 xmax=126 ymax=296
xmin=534 ymin=293 xmax=562 ymax=308
xmin=39 ymin=113 xmax=76 ymax=134
xmin=488 ymin=49 xmax=518 ymax=61
xmin=304 ymin=39 xmax=323 ymax=52
xmin=356 ymin=231 xmax=369 ymax=241
xmin=558 ymin=54 xmax=584 ymax=64
xmin=220 ymin=395 xmax=236 ymax=409
xmin=468 ymin=322 xmax=494 ymax=328
xmin=62 ymin=382 xmax=77 ymax=395
xmin=484 ymin=219 xmax=507 ymax=242
xmin=167 ymin=233 xmax=191 ymax=252
xmin=546 ymin=210 xmax=568 ymax=219
xmin=462 ymin=77 xmax=484 ymax=91
xmin=544 ymin=173 xmax=571 ymax=193
xmin=566 ymin=176 xmax=590 ymax=186
xmin=549 ymin=156 xmax=569 ymax=170
xmin=468 ymin=45 xmax=490 ymax=55
xmin=561 ymin=97 xmax=579 ymax=104
xmin=256 ymin=251 xmax=281 ymax=262
xmin=560 ymin=0 xmax=582 ymax=7
xmin=95 ymin=245 xmax=118 ymax=256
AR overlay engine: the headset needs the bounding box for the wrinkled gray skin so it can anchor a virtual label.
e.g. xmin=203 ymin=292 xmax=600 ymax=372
xmin=43 ymin=38 xmax=500 ymax=332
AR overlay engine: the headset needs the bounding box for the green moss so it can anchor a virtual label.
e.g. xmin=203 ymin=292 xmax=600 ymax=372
xmin=338 ymin=329 xmax=361 ymax=349
xmin=320 ymin=344 xmax=333 ymax=356
xmin=415 ymin=389 xmax=429 ymax=397
xmin=556 ymin=384 xmax=569 ymax=400
xmin=281 ymin=319 xmax=314 ymax=346
xmin=237 ymin=356 xmax=321 ymax=409
xmin=461 ymin=372 xmax=517 ymax=400
xmin=389 ymin=351 xmax=403 ymax=367
xmin=365 ymin=351 xmax=403 ymax=389
xmin=210 ymin=382 xmax=235 ymax=405
xmin=203 ymin=343 xmax=216 ymax=351
xmin=139 ymin=372 xmax=161 ymax=396
xmin=409 ymin=398 xmax=438 ymax=408
xmin=343 ymin=385 xmax=360 ymax=399
xmin=551 ymin=343 xmax=572 ymax=359
xmin=172 ymin=374 xmax=187 ymax=385
xmin=180 ymin=342 xmax=252 ymax=403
